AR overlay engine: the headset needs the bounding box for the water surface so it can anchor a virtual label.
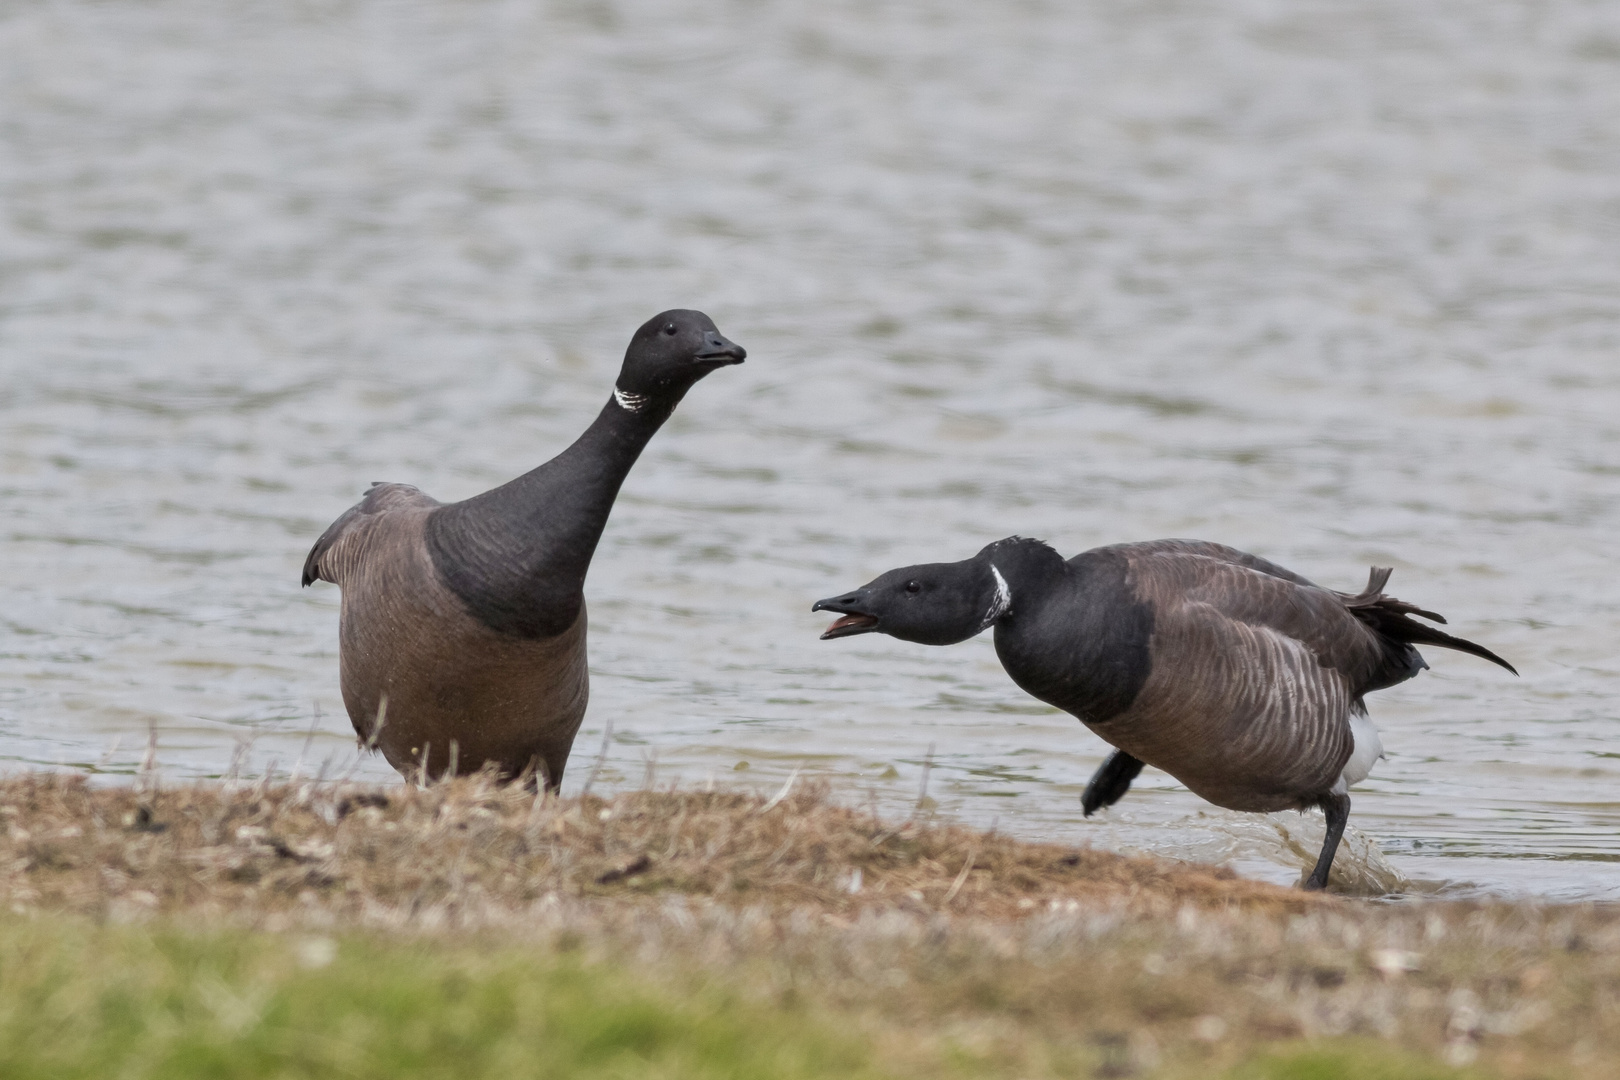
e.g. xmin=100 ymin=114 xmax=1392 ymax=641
xmin=4 ymin=0 xmax=1620 ymax=897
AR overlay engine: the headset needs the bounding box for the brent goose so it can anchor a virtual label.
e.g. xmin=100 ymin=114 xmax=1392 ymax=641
xmin=814 ymin=537 xmax=1515 ymax=889
xmin=303 ymin=310 xmax=745 ymax=788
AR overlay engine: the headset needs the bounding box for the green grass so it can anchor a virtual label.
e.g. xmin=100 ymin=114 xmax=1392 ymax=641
xmin=0 ymin=914 xmax=1490 ymax=1080
xmin=0 ymin=915 xmax=875 ymax=1080
xmin=1232 ymin=1044 xmax=1488 ymax=1080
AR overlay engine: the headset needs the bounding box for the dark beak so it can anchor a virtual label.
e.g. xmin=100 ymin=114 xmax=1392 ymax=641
xmin=696 ymin=333 xmax=746 ymax=364
xmin=812 ymin=592 xmax=880 ymax=640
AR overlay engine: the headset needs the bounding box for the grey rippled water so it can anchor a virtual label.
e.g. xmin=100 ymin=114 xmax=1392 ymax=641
xmin=3 ymin=0 xmax=1619 ymax=898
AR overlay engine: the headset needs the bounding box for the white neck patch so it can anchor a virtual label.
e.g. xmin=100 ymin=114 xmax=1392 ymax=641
xmin=613 ymin=387 xmax=649 ymax=413
xmin=981 ymin=564 xmax=1013 ymax=630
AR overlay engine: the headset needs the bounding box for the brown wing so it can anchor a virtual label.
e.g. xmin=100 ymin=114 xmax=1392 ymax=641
xmin=1110 ymin=538 xmax=1321 ymax=589
xmin=301 ymin=483 xmax=441 ymax=587
xmin=1107 ymin=546 xmax=1384 ymax=810
xmin=1128 ymin=545 xmax=1393 ymax=685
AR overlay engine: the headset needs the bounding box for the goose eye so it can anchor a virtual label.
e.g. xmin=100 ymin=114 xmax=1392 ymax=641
xmin=663 ymin=323 xmax=678 ymax=335
xmin=905 ymin=580 xmax=921 ymax=594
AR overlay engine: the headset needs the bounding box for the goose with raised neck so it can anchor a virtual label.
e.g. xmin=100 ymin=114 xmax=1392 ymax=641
xmin=303 ymin=309 xmax=745 ymax=788
xmin=814 ymin=536 xmax=1516 ymax=890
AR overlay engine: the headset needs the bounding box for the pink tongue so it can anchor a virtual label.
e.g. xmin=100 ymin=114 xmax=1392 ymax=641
xmin=827 ymin=613 xmax=877 ymax=633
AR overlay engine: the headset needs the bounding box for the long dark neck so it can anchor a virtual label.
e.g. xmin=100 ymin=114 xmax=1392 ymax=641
xmin=425 ymin=395 xmax=674 ymax=638
xmin=992 ymin=544 xmax=1154 ymax=726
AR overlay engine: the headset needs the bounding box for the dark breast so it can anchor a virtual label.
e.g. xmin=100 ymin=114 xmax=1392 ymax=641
xmin=425 ymin=503 xmax=584 ymax=640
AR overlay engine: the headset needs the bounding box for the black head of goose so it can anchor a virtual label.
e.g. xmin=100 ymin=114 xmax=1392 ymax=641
xmin=814 ymin=536 xmax=1516 ymax=890
xmin=303 ymin=309 xmax=745 ymax=788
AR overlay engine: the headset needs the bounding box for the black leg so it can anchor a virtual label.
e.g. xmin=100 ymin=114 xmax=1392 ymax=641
xmin=1082 ymin=750 xmax=1145 ymax=817
xmin=1303 ymin=791 xmax=1351 ymax=891
xmin=541 ymin=752 xmax=566 ymax=794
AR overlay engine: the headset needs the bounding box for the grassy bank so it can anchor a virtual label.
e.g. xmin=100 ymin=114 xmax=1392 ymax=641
xmin=0 ymin=772 xmax=1614 ymax=1077
xmin=0 ymin=914 xmax=876 ymax=1080
xmin=1 ymin=912 xmax=1481 ymax=1080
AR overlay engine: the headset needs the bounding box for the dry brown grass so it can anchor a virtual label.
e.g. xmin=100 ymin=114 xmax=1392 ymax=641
xmin=0 ymin=770 xmax=1314 ymax=927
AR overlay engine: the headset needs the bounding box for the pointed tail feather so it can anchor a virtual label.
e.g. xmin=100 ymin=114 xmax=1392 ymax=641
xmin=1378 ymin=616 xmax=1518 ymax=675
xmin=1342 ymin=566 xmax=1518 ymax=676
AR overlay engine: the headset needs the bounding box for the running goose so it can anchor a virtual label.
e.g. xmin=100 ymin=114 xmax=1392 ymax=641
xmin=813 ymin=537 xmax=1515 ymax=890
xmin=303 ymin=310 xmax=746 ymax=788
